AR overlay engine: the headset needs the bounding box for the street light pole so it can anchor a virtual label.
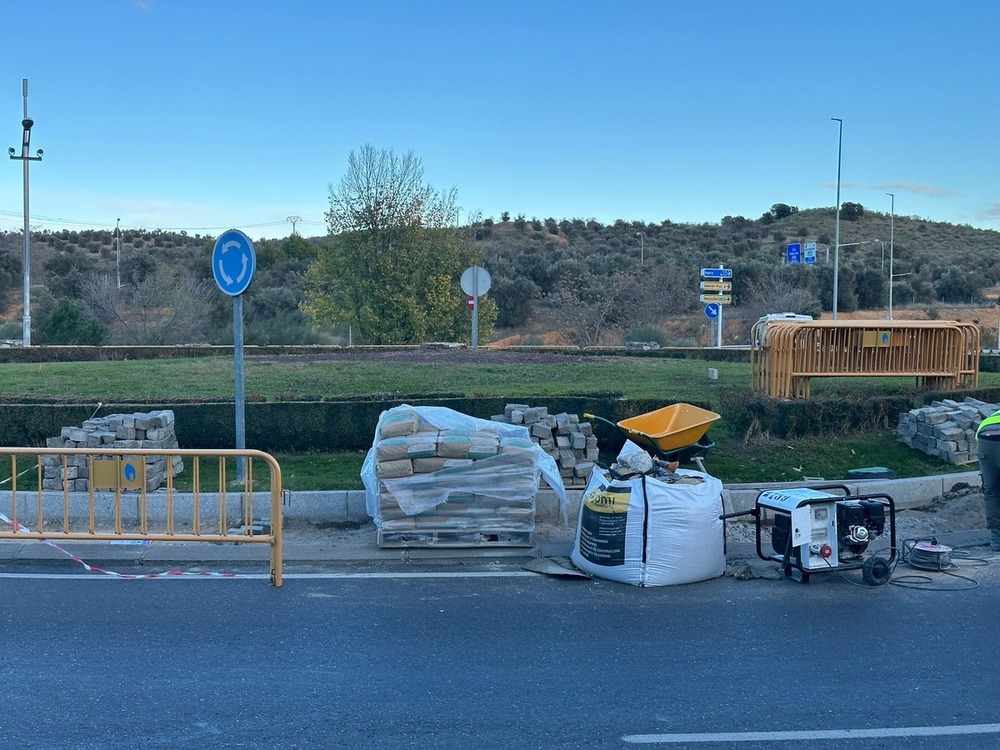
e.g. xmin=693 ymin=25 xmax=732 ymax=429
xmin=887 ymin=193 xmax=895 ymax=319
xmin=8 ymin=79 xmax=42 ymax=347
xmin=635 ymin=232 xmax=644 ymax=265
xmin=115 ymin=218 xmax=122 ymax=288
xmin=831 ymin=117 xmax=843 ymax=320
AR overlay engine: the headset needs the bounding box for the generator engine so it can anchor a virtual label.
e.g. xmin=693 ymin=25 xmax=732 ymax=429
xmin=835 ymin=499 xmax=886 ymax=557
xmin=753 ymin=486 xmax=896 ymax=584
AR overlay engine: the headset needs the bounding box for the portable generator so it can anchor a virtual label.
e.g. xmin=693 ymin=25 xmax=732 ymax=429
xmin=749 ymin=484 xmax=896 ymax=584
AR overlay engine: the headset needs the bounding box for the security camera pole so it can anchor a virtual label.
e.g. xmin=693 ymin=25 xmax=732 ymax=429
xmin=8 ymin=79 xmax=43 ymax=346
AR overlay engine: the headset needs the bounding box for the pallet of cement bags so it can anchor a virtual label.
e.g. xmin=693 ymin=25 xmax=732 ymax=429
xmin=362 ymin=404 xmax=568 ymax=548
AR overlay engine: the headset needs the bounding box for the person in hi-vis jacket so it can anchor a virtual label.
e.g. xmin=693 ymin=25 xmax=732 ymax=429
xmin=976 ymin=409 xmax=1000 ymax=551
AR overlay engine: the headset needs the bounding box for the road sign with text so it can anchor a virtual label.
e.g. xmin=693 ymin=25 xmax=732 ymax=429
xmin=699 ymin=294 xmax=732 ymax=304
xmin=700 ymin=267 xmax=733 ymax=279
xmin=700 ymin=281 xmax=732 ymax=291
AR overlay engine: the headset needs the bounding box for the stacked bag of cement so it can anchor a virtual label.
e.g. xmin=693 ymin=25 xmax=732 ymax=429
xmin=491 ymin=403 xmax=599 ymax=486
xmin=362 ymin=405 xmax=568 ymax=548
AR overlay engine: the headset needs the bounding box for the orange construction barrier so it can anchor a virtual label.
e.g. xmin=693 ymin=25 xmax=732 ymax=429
xmin=750 ymin=320 xmax=979 ymax=399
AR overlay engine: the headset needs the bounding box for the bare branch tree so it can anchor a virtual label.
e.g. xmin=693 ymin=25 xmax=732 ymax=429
xmin=81 ymin=265 xmax=214 ymax=344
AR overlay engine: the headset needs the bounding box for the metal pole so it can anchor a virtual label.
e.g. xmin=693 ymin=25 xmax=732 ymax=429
xmin=636 ymin=232 xmax=644 ymax=265
xmin=887 ymin=193 xmax=895 ymax=319
xmin=20 ymin=129 xmax=29 ymax=345
xmin=115 ymin=218 xmax=122 ymax=288
xmin=471 ymin=266 xmax=479 ymax=350
xmin=716 ymin=265 xmax=723 ymax=348
xmin=9 ymin=80 xmax=43 ymax=346
xmin=234 ymin=294 xmax=246 ymax=481
xmin=831 ymin=117 xmax=843 ymax=320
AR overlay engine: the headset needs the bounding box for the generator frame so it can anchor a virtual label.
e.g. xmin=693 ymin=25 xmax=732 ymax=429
xmin=750 ymin=484 xmax=897 ymax=584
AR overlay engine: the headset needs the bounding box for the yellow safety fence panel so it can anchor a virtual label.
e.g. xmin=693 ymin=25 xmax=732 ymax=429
xmin=750 ymin=320 xmax=980 ymax=399
xmin=0 ymin=447 xmax=283 ymax=586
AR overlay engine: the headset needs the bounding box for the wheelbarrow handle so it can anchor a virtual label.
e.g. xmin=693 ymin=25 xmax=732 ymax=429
xmin=583 ymin=413 xmax=643 ymax=439
xmin=584 ymin=413 xmax=618 ymax=430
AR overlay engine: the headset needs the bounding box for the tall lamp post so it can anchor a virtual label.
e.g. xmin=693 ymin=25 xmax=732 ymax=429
xmin=887 ymin=193 xmax=895 ymax=319
xmin=831 ymin=117 xmax=843 ymax=320
xmin=635 ymin=232 xmax=644 ymax=265
xmin=114 ymin=218 xmax=122 ymax=288
xmin=8 ymin=79 xmax=42 ymax=347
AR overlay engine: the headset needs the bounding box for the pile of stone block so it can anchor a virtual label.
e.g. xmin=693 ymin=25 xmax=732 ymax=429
xmin=491 ymin=403 xmax=599 ymax=486
xmin=43 ymin=410 xmax=183 ymax=491
xmin=897 ymin=397 xmax=998 ymax=465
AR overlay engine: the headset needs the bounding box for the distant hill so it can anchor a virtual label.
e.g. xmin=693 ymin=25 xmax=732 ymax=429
xmin=1 ymin=204 xmax=998 ymax=346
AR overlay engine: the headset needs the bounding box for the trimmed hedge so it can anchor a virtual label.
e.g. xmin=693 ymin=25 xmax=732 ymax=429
xmin=0 ymin=393 xmax=923 ymax=452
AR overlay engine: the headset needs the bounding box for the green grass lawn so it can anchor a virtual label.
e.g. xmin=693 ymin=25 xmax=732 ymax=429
xmin=2 ymin=355 xmax=991 ymax=489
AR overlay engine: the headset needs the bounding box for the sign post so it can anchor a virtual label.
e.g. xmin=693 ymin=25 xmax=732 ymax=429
xmin=461 ymin=266 xmax=491 ymax=349
xmin=212 ymin=229 xmax=257 ymax=481
xmin=700 ymin=267 xmax=733 ymax=348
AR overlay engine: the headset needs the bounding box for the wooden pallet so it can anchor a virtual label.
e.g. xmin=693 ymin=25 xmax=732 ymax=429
xmin=377 ymin=529 xmax=534 ymax=549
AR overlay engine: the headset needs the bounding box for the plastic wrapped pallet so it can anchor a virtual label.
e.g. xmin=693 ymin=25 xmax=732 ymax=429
xmin=362 ymin=404 xmax=568 ymax=547
xmin=570 ymin=441 xmax=725 ymax=586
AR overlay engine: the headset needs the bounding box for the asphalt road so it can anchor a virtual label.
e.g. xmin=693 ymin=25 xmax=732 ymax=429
xmin=2 ymin=562 xmax=1000 ymax=749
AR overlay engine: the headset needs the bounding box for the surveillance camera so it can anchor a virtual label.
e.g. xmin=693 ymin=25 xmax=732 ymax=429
xmin=7 ymin=147 xmax=14 ymax=156
xmin=36 ymin=149 xmax=43 ymax=157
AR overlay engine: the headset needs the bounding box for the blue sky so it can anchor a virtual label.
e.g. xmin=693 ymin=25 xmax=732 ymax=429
xmin=2 ymin=0 xmax=998 ymax=240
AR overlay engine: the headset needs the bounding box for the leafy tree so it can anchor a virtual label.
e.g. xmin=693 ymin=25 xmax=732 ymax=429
xmin=500 ymin=211 xmax=511 ymax=222
xmin=0 ymin=249 xmax=20 ymax=309
xmin=852 ymin=265 xmax=886 ymax=310
xmin=492 ymin=276 xmax=539 ymax=328
xmin=36 ymin=298 xmax=108 ymax=345
xmin=767 ymin=203 xmax=799 ymax=220
xmin=44 ymin=253 xmax=96 ymax=299
xmin=934 ymin=268 xmax=981 ymax=303
xmin=304 ymin=144 xmax=496 ymax=344
xmin=840 ymin=202 xmax=865 ymax=221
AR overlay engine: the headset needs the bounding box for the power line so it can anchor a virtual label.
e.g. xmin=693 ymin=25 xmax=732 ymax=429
xmin=0 ymin=210 xmax=325 ymax=234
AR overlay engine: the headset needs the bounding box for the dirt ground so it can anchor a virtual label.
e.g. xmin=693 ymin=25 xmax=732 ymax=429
xmin=252 ymin=346 xmax=604 ymax=366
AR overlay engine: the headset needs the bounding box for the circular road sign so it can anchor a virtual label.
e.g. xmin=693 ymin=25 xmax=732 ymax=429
xmin=461 ymin=266 xmax=491 ymax=297
xmin=704 ymin=303 xmax=721 ymax=319
xmin=212 ymin=229 xmax=257 ymax=296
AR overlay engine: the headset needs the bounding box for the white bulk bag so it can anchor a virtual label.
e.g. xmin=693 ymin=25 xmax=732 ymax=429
xmin=571 ymin=464 xmax=725 ymax=586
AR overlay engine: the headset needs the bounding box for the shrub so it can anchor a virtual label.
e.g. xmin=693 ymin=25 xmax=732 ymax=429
xmin=624 ymin=324 xmax=670 ymax=346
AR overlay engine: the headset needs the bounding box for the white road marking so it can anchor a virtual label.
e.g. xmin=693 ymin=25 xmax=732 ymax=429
xmin=623 ymin=723 xmax=1000 ymax=744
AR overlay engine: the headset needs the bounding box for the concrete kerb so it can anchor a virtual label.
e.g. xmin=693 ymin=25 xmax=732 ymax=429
xmin=2 ymin=471 xmax=981 ymax=529
xmin=0 ymin=472 xmax=987 ymax=567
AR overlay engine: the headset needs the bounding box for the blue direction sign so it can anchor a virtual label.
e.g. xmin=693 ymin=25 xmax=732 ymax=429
xmin=700 ymin=267 xmax=733 ymax=279
xmin=786 ymin=243 xmax=801 ymax=263
xmin=704 ymin=303 xmax=720 ymax=319
xmin=213 ymin=229 xmax=257 ymax=296
xmin=804 ymin=241 xmax=817 ymax=265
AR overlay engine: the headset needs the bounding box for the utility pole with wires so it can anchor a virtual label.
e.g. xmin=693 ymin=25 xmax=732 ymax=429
xmin=8 ymin=79 xmax=43 ymax=346
xmin=286 ymin=215 xmax=301 ymax=236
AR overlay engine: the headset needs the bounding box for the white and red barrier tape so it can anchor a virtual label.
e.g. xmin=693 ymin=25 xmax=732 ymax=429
xmin=0 ymin=511 xmax=238 ymax=580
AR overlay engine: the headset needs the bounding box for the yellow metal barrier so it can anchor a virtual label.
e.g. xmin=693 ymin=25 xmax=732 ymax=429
xmin=750 ymin=320 xmax=980 ymax=399
xmin=0 ymin=448 xmax=283 ymax=586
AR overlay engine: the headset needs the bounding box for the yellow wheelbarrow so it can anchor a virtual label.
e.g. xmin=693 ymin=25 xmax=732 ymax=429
xmin=584 ymin=403 xmax=720 ymax=466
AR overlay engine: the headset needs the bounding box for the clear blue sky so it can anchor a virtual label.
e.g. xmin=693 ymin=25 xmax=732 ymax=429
xmin=2 ymin=0 xmax=998 ymax=240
